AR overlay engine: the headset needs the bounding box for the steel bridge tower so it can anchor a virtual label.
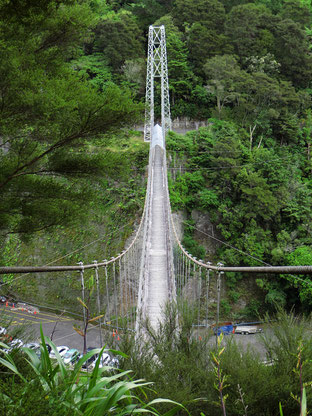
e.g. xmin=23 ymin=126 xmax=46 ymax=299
xmin=144 ymin=25 xmax=171 ymax=142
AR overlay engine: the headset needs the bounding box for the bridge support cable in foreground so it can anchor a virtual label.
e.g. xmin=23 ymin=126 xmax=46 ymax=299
xmin=0 ymin=214 xmax=148 ymax=339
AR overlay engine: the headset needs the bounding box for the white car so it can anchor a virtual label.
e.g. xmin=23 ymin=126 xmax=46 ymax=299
xmin=0 ymin=326 xmax=7 ymax=336
xmin=23 ymin=342 xmax=41 ymax=357
xmin=110 ymin=357 xmax=120 ymax=368
xmin=85 ymin=352 xmax=117 ymax=371
xmin=235 ymin=325 xmax=262 ymax=335
xmin=98 ymin=353 xmax=112 ymax=368
xmin=7 ymin=338 xmax=24 ymax=352
xmin=98 ymin=354 xmax=120 ymax=370
xmin=49 ymin=345 xmax=69 ymax=359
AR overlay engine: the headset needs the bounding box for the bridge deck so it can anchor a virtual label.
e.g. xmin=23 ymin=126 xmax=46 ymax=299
xmin=147 ymin=143 xmax=169 ymax=329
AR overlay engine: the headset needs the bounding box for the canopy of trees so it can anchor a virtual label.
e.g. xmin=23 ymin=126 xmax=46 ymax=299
xmin=0 ymin=0 xmax=142 ymax=238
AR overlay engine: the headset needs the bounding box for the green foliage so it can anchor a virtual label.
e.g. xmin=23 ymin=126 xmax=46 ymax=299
xmin=225 ymin=3 xmax=275 ymax=59
xmin=167 ymin=110 xmax=312 ymax=311
xmin=121 ymin=307 xmax=312 ymax=415
xmin=203 ymin=54 xmax=244 ymax=116
xmin=0 ymin=0 xmax=143 ymax=241
xmin=172 ymin=0 xmax=226 ymax=30
xmin=211 ymin=333 xmax=229 ymax=415
xmin=1 ymin=235 xmax=20 ymax=284
xmin=273 ymin=18 xmax=312 ymax=88
xmin=191 ymin=29 xmax=232 ymax=76
xmin=241 ymin=299 xmax=263 ymax=319
xmin=0 ymin=329 xmax=182 ymax=415
xmin=198 ymin=189 xmax=219 ymax=210
xmin=71 ymin=53 xmax=113 ymax=90
xmin=0 ymin=133 xmax=148 ymax=311
xmin=93 ymin=10 xmax=145 ymax=71
xmin=285 ymin=246 xmax=312 ymax=308
xmin=182 ymin=235 xmax=206 ymax=260
xmin=220 ymin=299 xmax=231 ymax=316
xmin=279 ymin=0 xmax=312 ymax=28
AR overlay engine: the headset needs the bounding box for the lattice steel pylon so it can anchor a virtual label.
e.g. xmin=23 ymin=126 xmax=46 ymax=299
xmin=144 ymin=25 xmax=171 ymax=142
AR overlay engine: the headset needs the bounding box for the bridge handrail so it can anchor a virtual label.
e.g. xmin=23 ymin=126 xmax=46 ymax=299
xmin=0 ymin=165 xmax=150 ymax=275
xmin=0 ymin=214 xmax=146 ymax=273
xmin=135 ymin=142 xmax=155 ymax=329
xmin=163 ymin=146 xmax=176 ymax=301
xmin=169 ymin=213 xmax=312 ymax=275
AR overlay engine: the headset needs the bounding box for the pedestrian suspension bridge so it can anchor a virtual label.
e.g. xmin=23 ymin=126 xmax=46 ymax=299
xmin=1 ymin=26 xmax=312 ymax=338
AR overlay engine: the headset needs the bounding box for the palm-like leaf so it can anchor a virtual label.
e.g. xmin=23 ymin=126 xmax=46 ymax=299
xmin=1 ymin=333 xmax=185 ymax=415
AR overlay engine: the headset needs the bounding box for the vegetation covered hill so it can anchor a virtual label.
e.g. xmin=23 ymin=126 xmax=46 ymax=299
xmin=1 ymin=0 xmax=312 ymax=314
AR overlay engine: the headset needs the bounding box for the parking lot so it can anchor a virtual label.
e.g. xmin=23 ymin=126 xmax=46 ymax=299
xmin=0 ymin=304 xmax=117 ymax=353
xmin=0 ymin=303 xmax=268 ymax=359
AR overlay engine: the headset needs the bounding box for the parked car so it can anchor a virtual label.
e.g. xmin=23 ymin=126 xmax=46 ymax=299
xmin=213 ymin=324 xmax=234 ymax=336
xmin=82 ymin=347 xmax=98 ymax=370
xmin=7 ymin=338 xmax=24 ymax=351
xmin=235 ymin=325 xmax=262 ymax=335
xmin=63 ymin=348 xmax=80 ymax=365
xmin=91 ymin=352 xmax=120 ymax=371
xmin=0 ymin=326 xmax=7 ymax=336
xmin=49 ymin=345 xmax=69 ymax=359
xmin=23 ymin=342 xmax=41 ymax=357
xmin=110 ymin=356 xmax=120 ymax=369
xmin=97 ymin=352 xmax=111 ymax=369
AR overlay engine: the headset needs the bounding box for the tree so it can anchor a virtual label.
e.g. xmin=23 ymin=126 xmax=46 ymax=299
xmin=203 ymin=55 xmax=244 ymax=117
xmin=237 ymin=169 xmax=280 ymax=221
xmin=172 ymin=0 xmax=226 ymax=31
xmin=256 ymin=0 xmax=284 ymax=14
xmin=279 ymin=0 xmax=312 ymax=28
xmin=125 ymin=0 xmax=167 ymax=29
xmin=244 ymin=53 xmax=281 ymax=78
xmin=93 ymin=10 xmax=144 ymax=71
xmin=0 ymin=1 xmax=143 ymax=239
xmin=74 ymin=280 xmax=104 ymax=355
xmin=301 ymin=109 xmax=312 ymax=174
xmin=235 ymin=73 xmax=300 ymax=147
xmin=225 ymin=3 xmax=275 ymax=60
xmin=286 ymin=246 xmax=312 ymax=308
xmin=219 ymin=0 xmax=251 ymax=13
xmin=122 ymin=58 xmax=146 ymax=95
xmin=154 ymin=16 xmax=194 ymax=103
xmin=71 ymin=53 xmax=113 ymax=91
xmin=187 ymin=23 xmax=233 ymax=75
xmin=273 ymin=18 xmax=312 ymax=88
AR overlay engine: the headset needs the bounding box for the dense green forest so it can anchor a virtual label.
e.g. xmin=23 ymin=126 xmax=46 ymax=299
xmin=1 ymin=0 xmax=312 ymax=313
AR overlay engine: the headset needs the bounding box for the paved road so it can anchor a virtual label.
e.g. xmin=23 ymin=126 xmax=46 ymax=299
xmin=0 ymin=305 xmax=119 ymax=353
